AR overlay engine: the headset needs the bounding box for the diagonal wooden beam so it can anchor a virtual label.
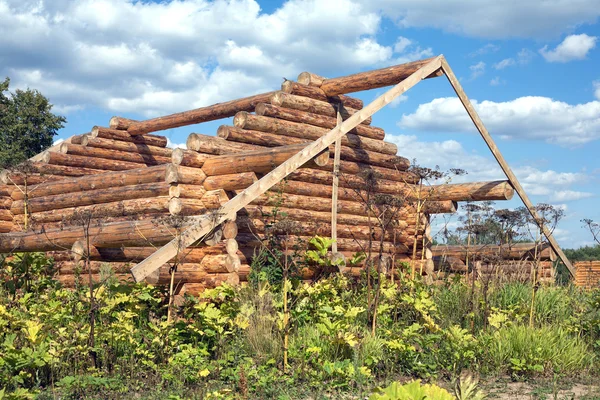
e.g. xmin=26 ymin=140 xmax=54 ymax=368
xmin=130 ymin=56 xmax=444 ymax=282
xmin=439 ymin=58 xmax=576 ymax=278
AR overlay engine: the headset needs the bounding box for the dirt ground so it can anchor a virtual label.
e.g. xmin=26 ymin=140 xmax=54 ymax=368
xmin=483 ymin=380 xmax=600 ymax=399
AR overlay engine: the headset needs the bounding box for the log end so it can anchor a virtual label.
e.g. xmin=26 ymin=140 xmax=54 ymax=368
xmin=298 ymin=71 xmax=324 ymax=87
xmin=504 ymin=182 xmax=515 ymax=200
xmin=109 ymin=117 xmax=120 ymax=130
xmin=281 ymin=80 xmax=293 ymax=93
xmin=172 ymin=148 xmax=184 ymax=165
xmin=165 ymin=164 xmax=179 ymax=184
xmin=314 ymin=149 xmax=330 ymax=167
xmin=58 ymin=142 xmax=70 ymax=154
xmin=40 ymin=151 xmax=51 ymax=164
xmin=254 ymin=103 xmax=267 ymax=116
xmin=168 ymin=198 xmax=183 ymax=215
xmin=216 ymin=125 xmax=230 ymax=139
xmin=71 ymin=241 xmax=86 ymax=263
xmin=90 ymin=126 xmax=100 ymax=138
xmin=186 ymin=133 xmax=199 ymax=151
xmin=0 ymin=170 xmax=9 ymax=185
xmin=233 ymin=111 xmax=248 ymax=129
xmin=270 ymin=91 xmax=284 ymax=107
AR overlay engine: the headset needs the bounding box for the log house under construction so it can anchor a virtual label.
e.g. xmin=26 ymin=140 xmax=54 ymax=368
xmin=0 ymin=56 xmax=575 ymax=294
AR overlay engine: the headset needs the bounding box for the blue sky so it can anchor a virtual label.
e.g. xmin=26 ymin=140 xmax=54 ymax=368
xmin=1 ymin=0 xmax=599 ymax=248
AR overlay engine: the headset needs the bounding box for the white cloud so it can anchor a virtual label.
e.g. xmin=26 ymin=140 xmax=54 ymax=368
xmin=0 ymin=0 xmax=402 ymax=117
xmin=594 ymin=81 xmax=600 ymax=100
xmin=490 ymin=76 xmax=503 ymax=86
xmin=369 ymin=0 xmax=600 ymax=39
xmin=469 ymin=61 xmax=486 ymax=80
xmin=469 ymin=43 xmax=500 ymax=57
xmin=389 ymin=95 xmax=409 ymax=108
xmin=166 ymin=138 xmax=186 ymax=149
xmin=388 ymin=134 xmax=591 ymax=205
xmin=494 ymin=58 xmax=515 ymax=69
xmin=539 ymin=33 xmax=597 ymax=62
xmin=550 ymin=190 xmax=594 ymax=202
xmin=399 ymin=96 xmax=600 ymax=145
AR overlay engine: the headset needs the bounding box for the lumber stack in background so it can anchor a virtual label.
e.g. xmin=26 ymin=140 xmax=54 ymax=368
xmin=574 ymin=261 xmax=600 ymax=290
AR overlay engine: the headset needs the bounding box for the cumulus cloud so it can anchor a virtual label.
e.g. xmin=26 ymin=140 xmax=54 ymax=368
xmin=0 ymin=0 xmax=404 ymax=117
xmin=387 ymin=134 xmax=590 ymax=204
xmin=469 ymin=61 xmax=486 ymax=80
xmin=539 ymin=34 xmax=597 ymax=62
xmin=398 ymin=96 xmax=600 ymax=145
xmin=550 ymin=190 xmax=594 ymax=202
xmin=368 ymin=0 xmax=600 ymax=39
xmin=594 ymin=81 xmax=600 ymax=100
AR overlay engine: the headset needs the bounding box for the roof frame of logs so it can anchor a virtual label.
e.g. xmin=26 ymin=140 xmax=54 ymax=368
xmin=0 ymin=55 xmax=575 ymax=292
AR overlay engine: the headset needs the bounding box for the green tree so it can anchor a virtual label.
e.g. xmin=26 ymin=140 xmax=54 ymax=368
xmin=0 ymin=77 xmax=66 ymax=168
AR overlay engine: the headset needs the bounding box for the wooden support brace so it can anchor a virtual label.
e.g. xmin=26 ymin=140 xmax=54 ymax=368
xmin=129 ymin=55 xmax=444 ymax=282
xmin=439 ymin=58 xmax=576 ymax=278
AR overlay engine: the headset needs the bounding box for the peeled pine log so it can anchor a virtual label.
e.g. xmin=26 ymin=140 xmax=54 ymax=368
xmin=420 ymin=181 xmax=514 ymax=202
xmin=168 ymin=198 xmax=207 ymax=216
xmin=56 ymin=273 xmax=133 ymax=287
xmin=169 ymin=184 xmax=206 ymax=200
xmin=256 ymin=103 xmax=384 ymax=140
xmin=146 ymin=266 xmax=237 ymax=285
xmin=0 ymin=185 xmax=12 ymax=197
xmin=59 ymin=143 xmax=172 ymax=165
xmin=432 ymin=243 xmax=555 ymax=261
xmin=0 ymin=173 xmax=64 ymax=186
xmin=41 ymin=151 xmax=147 ymax=171
xmin=82 ymin=136 xmax=173 ymax=158
xmin=225 ymin=238 xmax=238 ymax=255
xmin=118 ymin=91 xmax=278 ymax=135
xmin=233 ymin=112 xmax=396 ymax=155
xmin=70 ymin=241 xmax=227 ymax=263
xmin=91 ymin=126 xmax=168 ymax=148
xmin=1 ymin=163 xmax=102 ymax=185
xmin=0 ymin=220 xmax=13 ymax=233
xmin=0 ymin=209 xmax=12 ymax=221
xmin=13 ymin=197 xmax=171 ymax=224
xmin=57 ymin=261 xmax=134 ymax=274
xmin=163 ymin=164 xmax=206 ymax=185
xmin=186 ymin=133 xmax=261 ymax=155
xmin=271 ymin=92 xmax=371 ymax=125
xmin=422 ymin=201 xmax=458 ymax=214
xmin=0 ymin=197 xmax=12 ymax=208
xmin=201 ymin=189 xmax=230 ymax=209
xmin=11 ymin=165 xmax=174 ymax=201
xmin=222 ymin=221 xmax=239 ymax=240
xmin=297 ymin=72 xmax=325 ymax=87
xmin=204 ymin=172 xmax=257 ymax=191
xmin=171 ymin=148 xmax=209 ymax=168
xmin=219 ymin=126 xmax=404 ymax=169
xmin=200 ymin=144 xmax=329 ymax=176
xmin=109 ymin=117 xmax=138 ymax=130
xmin=12 ymin=182 xmax=171 ymax=214
xmin=310 ymin=57 xmax=440 ymax=96
xmin=433 ymin=256 xmax=468 ymax=272
xmin=238 ymin=233 xmax=410 ymax=255
xmin=281 ymin=80 xmax=363 ymax=110
xmin=212 ymin=128 xmax=415 ymax=181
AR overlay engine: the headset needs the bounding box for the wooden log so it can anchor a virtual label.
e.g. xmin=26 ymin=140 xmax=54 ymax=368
xmin=211 ymin=128 xmax=415 ymax=181
xmin=422 ymin=200 xmax=457 ymax=214
xmin=256 ymin=103 xmax=384 ymax=140
xmin=70 ymin=241 xmax=226 ymax=263
xmin=433 ymin=255 xmax=468 ymax=272
xmin=168 ymin=198 xmax=207 ymax=216
xmin=123 ymin=91 xmax=278 ymax=135
xmin=59 ymin=143 xmax=172 ymax=165
xmin=281 ymin=80 xmax=363 ymax=109
xmin=222 ymin=222 xmax=238 ymax=240
xmin=0 ymin=209 xmax=12 ymax=221
xmin=1 ymin=163 xmax=102 ymax=184
xmin=297 ymin=72 xmax=326 ymax=87
xmin=201 ymin=189 xmax=230 ymax=209
xmin=0 ymin=185 xmax=12 ymax=197
xmin=171 ymin=148 xmax=209 ymax=168
xmin=200 ymin=144 xmax=329 ymax=176
xmin=0 ymin=220 xmax=13 ymax=233
xmin=203 ymin=172 xmax=257 ymax=191
xmin=165 ymin=165 xmax=207 ymax=185
xmin=55 ymin=273 xmax=133 ymax=287
xmin=178 ymin=273 xmax=240 ymax=294
xmin=109 ymin=117 xmax=138 ymax=130
xmin=270 ymin=92 xmax=371 ymax=125
xmin=220 ymin=126 xmax=404 ymax=169
xmin=11 ymin=165 xmax=173 ymax=201
xmin=316 ymin=57 xmax=439 ymax=96
xmin=186 ymin=133 xmax=260 ymax=155
xmin=12 ymin=182 xmax=171 ymax=214
xmin=420 ymin=180 xmax=514 ymax=202
xmin=41 ymin=151 xmax=147 ymax=171
xmin=91 ymin=126 xmax=168 ymax=148
xmin=169 ymin=184 xmax=206 ymax=200
xmin=431 ymin=243 xmax=555 ymax=261
xmin=225 ymin=238 xmax=238 ymax=254
xmin=233 ymin=112 xmax=397 ymax=155
xmin=14 ymin=197 xmax=170 ymax=225
xmin=1 ymin=173 xmax=64 ymax=186
xmin=69 ymin=134 xmax=88 ymax=145
xmin=82 ymin=136 xmax=173 ymax=157
xmin=57 ymin=261 xmax=135 ymax=274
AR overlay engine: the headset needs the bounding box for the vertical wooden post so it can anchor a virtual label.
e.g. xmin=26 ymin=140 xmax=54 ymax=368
xmin=440 ymin=58 xmax=576 ymax=278
xmin=331 ymin=108 xmax=342 ymax=254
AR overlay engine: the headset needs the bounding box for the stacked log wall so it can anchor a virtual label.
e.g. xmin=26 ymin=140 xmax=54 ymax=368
xmin=574 ymin=261 xmax=600 ymax=289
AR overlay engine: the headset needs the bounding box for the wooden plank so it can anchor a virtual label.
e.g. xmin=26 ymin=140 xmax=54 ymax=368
xmin=129 ymin=56 xmax=444 ymax=282
xmin=439 ymin=58 xmax=576 ymax=278
xmin=331 ymin=109 xmax=342 ymax=254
